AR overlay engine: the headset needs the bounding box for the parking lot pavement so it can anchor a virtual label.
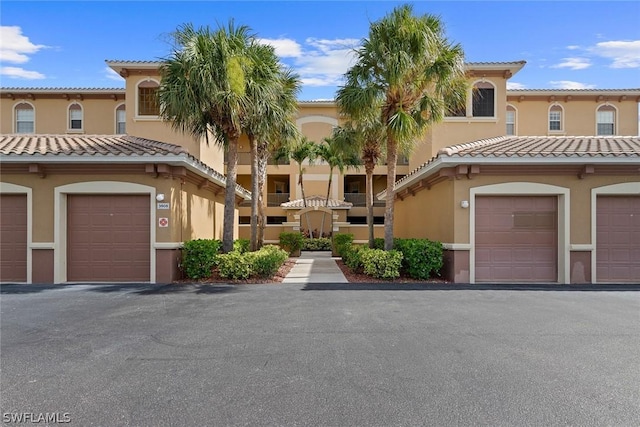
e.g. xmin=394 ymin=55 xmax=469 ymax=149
xmin=1 ymin=282 xmax=639 ymax=426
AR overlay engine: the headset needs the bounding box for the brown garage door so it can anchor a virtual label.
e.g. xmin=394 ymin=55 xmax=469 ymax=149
xmin=476 ymin=196 xmax=557 ymax=282
xmin=596 ymin=196 xmax=640 ymax=283
xmin=0 ymin=194 xmax=28 ymax=282
xmin=68 ymin=195 xmax=150 ymax=282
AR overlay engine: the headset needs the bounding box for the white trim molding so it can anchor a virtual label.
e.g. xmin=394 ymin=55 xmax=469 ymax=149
xmin=54 ymin=181 xmax=157 ymax=283
xmin=442 ymin=243 xmax=472 ymax=251
xmin=590 ymin=182 xmax=640 ymax=284
xmin=295 ymin=115 xmax=338 ymax=128
xmin=0 ymin=182 xmax=33 ymax=283
xmin=469 ymin=182 xmax=571 ymax=284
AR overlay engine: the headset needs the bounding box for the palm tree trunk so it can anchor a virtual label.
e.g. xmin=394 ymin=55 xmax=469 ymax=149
xmin=223 ymin=139 xmax=239 ymax=253
xmin=257 ymin=149 xmax=268 ymax=248
xmin=320 ymin=169 xmax=333 ymax=239
xmin=249 ymin=136 xmax=259 ymax=251
xmin=365 ymin=162 xmax=375 ymax=248
xmin=299 ymin=168 xmax=312 ymax=236
xmin=384 ymin=132 xmax=397 ymax=251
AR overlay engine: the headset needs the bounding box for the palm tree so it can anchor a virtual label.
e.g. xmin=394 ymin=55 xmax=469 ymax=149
xmin=158 ymin=22 xmax=259 ymax=253
xmin=243 ymin=43 xmax=301 ymax=251
xmin=316 ymin=128 xmax=361 ymax=238
xmin=337 ymin=4 xmax=467 ymax=250
xmin=288 ymin=137 xmax=317 ymax=235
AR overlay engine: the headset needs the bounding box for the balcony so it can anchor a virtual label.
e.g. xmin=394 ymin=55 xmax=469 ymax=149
xmin=224 ymin=152 xmax=290 ymax=165
xmin=344 ymin=193 xmax=385 ymax=207
xmin=377 ymin=155 xmax=409 ymax=166
xmin=267 ymin=193 xmax=290 ymax=207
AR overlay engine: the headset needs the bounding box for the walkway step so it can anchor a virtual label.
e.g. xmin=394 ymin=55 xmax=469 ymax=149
xmin=282 ymin=251 xmax=348 ymax=284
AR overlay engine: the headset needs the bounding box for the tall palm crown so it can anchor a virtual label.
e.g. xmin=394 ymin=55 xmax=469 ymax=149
xmin=337 ymin=4 xmax=467 ymax=250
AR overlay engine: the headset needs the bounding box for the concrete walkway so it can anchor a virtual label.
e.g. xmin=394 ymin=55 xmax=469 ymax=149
xmin=282 ymin=251 xmax=348 ymax=283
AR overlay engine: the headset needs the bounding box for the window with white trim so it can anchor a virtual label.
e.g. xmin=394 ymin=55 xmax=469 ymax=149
xmin=68 ymin=103 xmax=83 ymax=130
xmin=138 ymin=80 xmax=159 ymax=116
xmin=116 ymin=104 xmax=126 ymax=134
xmin=506 ymin=106 xmax=516 ymax=136
xmin=472 ymin=82 xmax=495 ymax=117
xmin=549 ymin=105 xmax=562 ymax=131
xmin=15 ymin=102 xmax=34 ymax=133
xmin=596 ymin=105 xmax=616 ymax=135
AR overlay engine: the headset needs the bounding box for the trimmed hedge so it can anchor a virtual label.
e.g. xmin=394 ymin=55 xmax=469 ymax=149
xmin=233 ymin=239 xmax=250 ymax=254
xmin=360 ymin=248 xmax=403 ymax=280
xmin=279 ymin=232 xmax=303 ymax=255
xmin=333 ymin=233 xmax=354 ymax=257
xmin=373 ymin=238 xmax=385 ymax=250
xmin=181 ymin=239 xmax=222 ymax=279
xmin=302 ymin=237 xmax=332 ymax=251
xmin=245 ymin=245 xmax=289 ymax=277
xmin=393 ymin=238 xmax=444 ymax=279
xmin=217 ymin=251 xmax=252 ymax=280
xmin=342 ymin=244 xmax=364 ymax=271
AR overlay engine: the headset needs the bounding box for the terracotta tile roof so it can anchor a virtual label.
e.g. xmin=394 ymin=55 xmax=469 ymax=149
xmin=0 ymin=135 xmax=251 ymax=199
xmin=1 ymin=87 xmax=125 ymax=92
xmin=438 ymin=136 xmax=640 ymax=158
xmin=281 ymin=195 xmax=353 ymax=209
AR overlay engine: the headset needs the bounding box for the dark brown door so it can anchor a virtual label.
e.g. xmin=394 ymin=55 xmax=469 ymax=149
xmin=67 ymin=195 xmax=150 ymax=282
xmin=597 ymin=196 xmax=640 ymax=283
xmin=0 ymin=194 xmax=28 ymax=282
xmin=476 ymin=196 xmax=557 ymax=282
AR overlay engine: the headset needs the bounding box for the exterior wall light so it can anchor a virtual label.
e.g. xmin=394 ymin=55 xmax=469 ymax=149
xmin=156 ymin=193 xmax=165 ymax=202
xmin=460 ymin=200 xmax=469 ymax=209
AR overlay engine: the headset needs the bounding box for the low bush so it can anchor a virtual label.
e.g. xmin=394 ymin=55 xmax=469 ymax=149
xmin=333 ymin=233 xmax=354 ymax=257
xmin=233 ymin=239 xmax=250 ymax=254
xmin=302 ymin=237 xmax=331 ymax=251
xmin=279 ymin=232 xmax=303 ymax=255
xmin=342 ymin=244 xmax=364 ymax=271
xmin=360 ymin=248 xmax=403 ymax=280
xmin=393 ymin=238 xmax=444 ymax=279
xmin=245 ymin=245 xmax=289 ymax=277
xmin=216 ymin=251 xmax=252 ymax=280
xmin=181 ymin=239 xmax=222 ymax=279
xmin=373 ymin=238 xmax=385 ymax=250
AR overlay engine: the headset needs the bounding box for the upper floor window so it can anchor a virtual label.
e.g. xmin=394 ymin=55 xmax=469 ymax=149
xmin=548 ymin=104 xmax=563 ymax=132
xmin=115 ymin=104 xmax=126 ymax=134
xmin=68 ymin=103 xmax=83 ymax=130
xmin=472 ymin=81 xmax=495 ymax=117
xmin=506 ymin=105 xmax=516 ymax=136
xmin=137 ymin=80 xmax=159 ymax=116
xmin=15 ymin=102 xmax=34 ymax=133
xmin=596 ymin=105 xmax=616 ymax=135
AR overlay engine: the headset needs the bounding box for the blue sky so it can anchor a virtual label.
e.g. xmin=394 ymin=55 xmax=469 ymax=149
xmin=1 ymin=1 xmax=639 ymax=100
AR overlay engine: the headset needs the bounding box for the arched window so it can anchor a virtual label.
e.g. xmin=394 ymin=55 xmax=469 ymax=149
xmin=115 ymin=104 xmax=126 ymax=134
xmin=14 ymin=102 xmax=35 ymax=133
xmin=137 ymin=80 xmax=159 ymax=116
xmin=506 ymin=105 xmax=517 ymax=136
xmin=472 ymin=81 xmax=495 ymax=117
xmin=596 ymin=105 xmax=616 ymax=135
xmin=68 ymin=103 xmax=83 ymax=130
xmin=548 ymin=104 xmax=563 ymax=132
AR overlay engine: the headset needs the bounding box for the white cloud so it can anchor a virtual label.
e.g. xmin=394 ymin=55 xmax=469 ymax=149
xmin=258 ymin=38 xmax=302 ymax=58
xmin=104 ymin=66 xmax=123 ymax=81
xmin=507 ymin=82 xmax=527 ymax=90
xmin=549 ymin=80 xmax=596 ymax=90
xmin=0 ymin=26 xmax=47 ymax=64
xmin=566 ymin=45 xmax=580 ymax=50
xmin=551 ymin=57 xmax=591 ymax=70
xmin=0 ymin=66 xmax=45 ymax=79
xmin=591 ymin=40 xmax=640 ymax=68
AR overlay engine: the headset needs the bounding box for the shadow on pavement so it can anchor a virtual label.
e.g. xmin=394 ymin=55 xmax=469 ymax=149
xmin=302 ymin=283 xmax=640 ymax=292
xmin=1 ymin=283 xmax=239 ymax=295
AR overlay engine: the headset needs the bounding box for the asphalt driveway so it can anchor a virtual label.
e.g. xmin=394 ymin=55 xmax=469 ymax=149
xmin=1 ymin=282 xmax=639 ymax=426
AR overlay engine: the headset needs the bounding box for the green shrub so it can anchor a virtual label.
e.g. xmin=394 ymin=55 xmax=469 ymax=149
xmin=342 ymin=244 xmax=364 ymax=271
xmin=279 ymin=232 xmax=303 ymax=255
xmin=233 ymin=238 xmax=250 ymax=254
xmin=373 ymin=238 xmax=385 ymax=250
xmin=216 ymin=251 xmax=252 ymax=280
xmin=393 ymin=238 xmax=444 ymax=279
xmin=302 ymin=237 xmax=331 ymax=251
xmin=181 ymin=239 xmax=222 ymax=279
xmin=333 ymin=233 xmax=354 ymax=257
xmin=360 ymin=248 xmax=403 ymax=280
xmin=246 ymin=245 xmax=289 ymax=277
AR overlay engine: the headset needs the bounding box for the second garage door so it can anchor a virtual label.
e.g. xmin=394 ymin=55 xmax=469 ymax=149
xmin=0 ymin=194 xmax=28 ymax=282
xmin=67 ymin=195 xmax=150 ymax=282
xmin=476 ymin=196 xmax=558 ymax=282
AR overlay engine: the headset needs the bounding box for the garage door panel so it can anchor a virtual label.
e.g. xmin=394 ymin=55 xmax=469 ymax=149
xmin=0 ymin=194 xmax=28 ymax=282
xmin=68 ymin=195 xmax=150 ymax=282
xmin=597 ymin=196 xmax=640 ymax=283
xmin=475 ymin=196 xmax=558 ymax=283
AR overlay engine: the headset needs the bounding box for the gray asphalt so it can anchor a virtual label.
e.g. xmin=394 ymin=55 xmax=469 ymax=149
xmin=1 ymin=282 xmax=639 ymax=426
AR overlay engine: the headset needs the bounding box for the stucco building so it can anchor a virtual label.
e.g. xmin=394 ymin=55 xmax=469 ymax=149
xmin=1 ymin=59 xmax=638 ymax=284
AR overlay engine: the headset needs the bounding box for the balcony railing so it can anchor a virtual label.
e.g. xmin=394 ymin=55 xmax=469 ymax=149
xmin=267 ymin=193 xmax=290 ymax=207
xmin=344 ymin=193 xmax=385 ymax=207
xmin=224 ymin=152 xmax=290 ymax=165
xmin=377 ymin=155 xmax=409 ymax=166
